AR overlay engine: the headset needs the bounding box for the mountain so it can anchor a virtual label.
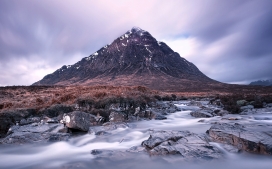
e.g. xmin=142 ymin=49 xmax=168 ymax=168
xmin=33 ymin=27 xmax=220 ymax=91
xmin=249 ymin=79 xmax=272 ymax=86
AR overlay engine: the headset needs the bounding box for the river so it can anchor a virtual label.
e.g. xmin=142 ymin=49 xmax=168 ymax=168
xmin=0 ymin=102 xmax=272 ymax=169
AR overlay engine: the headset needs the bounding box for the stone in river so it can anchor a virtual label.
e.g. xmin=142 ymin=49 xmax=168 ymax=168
xmin=61 ymin=111 xmax=97 ymax=132
xmin=141 ymin=130 xmax=222 ymax=160
xmin=207 ymin=123 xmax=272 ymax=155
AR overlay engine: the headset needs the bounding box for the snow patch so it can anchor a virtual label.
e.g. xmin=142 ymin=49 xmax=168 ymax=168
xmin=120 ymin=36 xmax=125 ymax=40
xmin=122 ymin=43 xmax=127 ymax=46
xmin=93 ymin=52 xmax=98 ymax=56
xmin=145 ymin=46 xmax=152 ymax=53
xmin=116 ymin=44 xmax=120 ymax=52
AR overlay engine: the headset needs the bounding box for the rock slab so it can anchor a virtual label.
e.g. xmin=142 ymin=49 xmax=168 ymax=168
xmin=207 ymin=123 xmax=272 ymax=155
xmin=141 ymin=130 xmax=222 ymax=160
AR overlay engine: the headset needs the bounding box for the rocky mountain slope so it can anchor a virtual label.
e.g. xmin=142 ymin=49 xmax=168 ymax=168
xmin=33 ymin=27 xmax=221 ymax=91
xmin=249 ymin=79 xmax=272 ymax=86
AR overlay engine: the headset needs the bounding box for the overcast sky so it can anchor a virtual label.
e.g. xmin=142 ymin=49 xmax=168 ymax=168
xmin=1 ymin=0 xmax=272 ymax=86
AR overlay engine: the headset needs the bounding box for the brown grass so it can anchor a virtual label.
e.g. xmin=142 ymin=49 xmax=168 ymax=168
xmin=0 ymin=85 xmax=163 ymax=112
xmin=1 ymin=85 xmax=272 ymax=113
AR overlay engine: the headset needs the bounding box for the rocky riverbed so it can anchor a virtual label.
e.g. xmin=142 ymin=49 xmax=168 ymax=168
xmin=0 ymin=99 xmax=272 ymax=169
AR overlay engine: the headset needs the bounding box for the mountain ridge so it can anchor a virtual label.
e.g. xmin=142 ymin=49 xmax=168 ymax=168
xmin=33 ymin=27 xmax=221 ymax=91
xmin=249 ymin=79 xmax=272 ymax=86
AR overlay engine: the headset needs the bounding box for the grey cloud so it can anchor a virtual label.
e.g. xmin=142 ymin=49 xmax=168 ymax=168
xmin=0 ymin=0 xmax=272 ymax=85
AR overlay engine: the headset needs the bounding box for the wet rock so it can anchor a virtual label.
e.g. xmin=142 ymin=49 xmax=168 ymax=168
xmin=187 ymin=101 xmax=202 ymax=107
xmin=141 ymin=130 xmax=222 ymax=159
xmin=227 ymin=117 xmax=241 ymax=120
xmin=0 ymin=123 xmax=69 ymax=144
xmin=254 ymin=116 xmax=272 ymax=120
xmin=136 ymin=103 xmax=174 ymax=120
xmin=109 ymin=111 xmax=127 ymax=122
xmin=127 ymin=146 xmax=146 ymax=153
xmin=47 ymin=133 xmax=70 ymax=142
xmin=90 ymin=149 xmax=134 ymax=161
xmin=154 ymin=114 xmax=167 ymax=120
xmin=6 ymin=125 xmax=20 ymax=135
xmin=207 ymin=123 xmax=272 ymax=155
xmin=212 ymin=143 xmax=241 ymax=153
xmin=89 ymin=123 xmax=128 ymax=135
xmin=19 ymin=117 xmax=41 ymax=126
xmin=152 ymin=102 xmax=180 ymax=113
xmin=45 ymin=118 xmax=59 ymax=123
xmin=190 ymin=110 xmax=213 ymax=118
xmin=91 ymin=149 xmax=110 ymax=155
xmin=58 ymin=127 xmax=69 ymax=133
xmin=91 ymin=145 xmax=146 ymax=159
xmin=213 ymin=109 xmax=229 ymax=116
xmin=134 ymin=107 xmax=140 ymax=115
xmin=179 ymin=105 xmax=200 ymax=111
xmin=265 ymin=103 xmax=272 ymax=108
xmin=138 ymin=109 xmax=154 ymax=119
xmin=237 ymin=100 xmax=248 ymax=106
xmin=0 ymin=108 xmax=37 ymax=138
xmin=240 ymin=105 xmax=254 ymax=111
xmin=209 ymin=99 xmax=223 ymax=107
xmin=62 ymin=111 xmax=97 ymax=132
xmin=155 ymin=101 xmax=171 ymax=109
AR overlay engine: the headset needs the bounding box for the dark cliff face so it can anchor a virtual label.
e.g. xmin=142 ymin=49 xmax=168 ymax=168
xmin=33 ymin=27 xmax=217 ymax=91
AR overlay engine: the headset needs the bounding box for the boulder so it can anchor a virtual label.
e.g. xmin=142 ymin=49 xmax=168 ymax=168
xmin=237 ymin=100 xmax=248 ymax=106
xmin=209 ymin=99 xmax=223 ymax=107
xmin=187 ymin=101 xmax=202 ymax=107
xmin=141 ymin=130 xmax=222 ymax=160
xmin=213 ymin=109 xmax=229 ymax=116
xmin=190 ymin=110 xmax=213 ymax=118
xmin=240 ymin=105 xmax=254 ymax=111
xmin=109 ymin=111 xmax=127 ymax=122
xmin=62 ymin=111 xmax=97 ymax=132
xmin=154 ymin=114 xmax=167 ymax=120
xmin=0 ymin=108 xmax=37 ymax=138
xmin=207 ymin=123 xmax=272 ymax=155
xmin=89 ymin=123 xmax=128 ymax=135
xmin=1 ymin=123 xmax=69 ymax=144
xmin=152 ymin=102 xmax=180 ymax=113
xmin=265 ymin=103 xmax=272 ymax=108
xmin=137 ymin=109 xmax=167 ymax=120
xmin=179 ymin=105 xmax=200 ymax=111
xmin=20 ymin=117 xmax=41 ymax=126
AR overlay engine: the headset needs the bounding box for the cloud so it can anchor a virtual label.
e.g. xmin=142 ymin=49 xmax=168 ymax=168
xmin=0 ymin=0 xmax=272 ymax=85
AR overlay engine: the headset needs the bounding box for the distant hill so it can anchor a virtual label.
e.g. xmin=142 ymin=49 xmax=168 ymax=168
xmin=249 ymin=79 xmax=272 ymax=86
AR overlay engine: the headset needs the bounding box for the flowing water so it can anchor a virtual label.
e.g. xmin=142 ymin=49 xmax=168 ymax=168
xmin=0 ymin=102 xmax=272 ymax=169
